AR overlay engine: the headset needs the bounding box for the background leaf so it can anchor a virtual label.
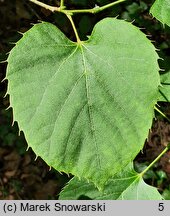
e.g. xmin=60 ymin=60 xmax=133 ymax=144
xmin=159 ymin=71 xmax=170 ymax=102
xmin=150 ymin=0 xmax=170 ymax=27
xmin=59 ymin=163 xmax=163 ymax=200
xmin=6 ymin=18 xmax=160 ymax=188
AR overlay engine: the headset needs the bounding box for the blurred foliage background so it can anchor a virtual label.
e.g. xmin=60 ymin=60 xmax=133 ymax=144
xmin=0 ymin=0 xmax=170 ymax=199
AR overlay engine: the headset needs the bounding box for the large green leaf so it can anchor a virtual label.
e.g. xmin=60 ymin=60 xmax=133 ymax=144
xmin=159 ymin=71 xmax=170 ymax=102
xmin=150 ymin=0 xmax=170 ymax=27
xmin=6 ymin=18 xmax=160 ymax=188
xmin=59 ymin=163 xmax=162 ymax=200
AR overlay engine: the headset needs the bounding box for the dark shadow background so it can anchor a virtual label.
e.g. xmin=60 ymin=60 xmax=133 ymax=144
xmin=0 ymin=0 xmax=170 ymax=199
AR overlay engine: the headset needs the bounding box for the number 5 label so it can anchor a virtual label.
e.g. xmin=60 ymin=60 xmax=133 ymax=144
xmin=158 ymin=203 xmax=164 ymax=211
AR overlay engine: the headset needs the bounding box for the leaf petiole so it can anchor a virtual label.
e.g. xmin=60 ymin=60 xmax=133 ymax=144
xmin=66 ymin=15 xmax=81 ymax=44
xmin=29 ymin=0 xmax=126 ymax=43
xmin=138 ymin=106 xmax=170 ymax=177
xmin=154 ymin=105 xmax=170 ymax=122
xmin=139 ymin=144 xmax=170 ymax=177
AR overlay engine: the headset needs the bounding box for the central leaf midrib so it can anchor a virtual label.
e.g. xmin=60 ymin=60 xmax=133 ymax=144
xmin=118 ymin=175 xmax=141 ymax=200
xmin=80 ymin=45 xmax=102 ymax=170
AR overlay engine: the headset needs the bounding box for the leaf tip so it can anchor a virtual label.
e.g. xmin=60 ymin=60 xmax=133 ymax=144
xmin=58 ymin=170 xmax=63 ymax=175
xmin=146 ymin=34 xmax=152 ymax=38
xmin=11 ymin=119 xmax=15 ymax=127
xmin=30 ymin=22 xmax=37 ymax=26
xmin=159 ymin=83 xmax=163 ymax=88
xmin=158 ymin=57 xmax=164 ymax=61
xmin=150 ymin=40 xmax=156 ymax=43
xmin=17 ymin=31 xmax=24 ymax=36
xmin=34 ymin=155 xmax=39 ymax=161
xmin=1 ymin=77 xmax=7 ymax=83
xmin=155 ymin=48 xmax=161 ymax=52
xmin=5 ymin=105 xmax=11 ymax=111
xmin=17 ymin=127 xmax=21 ymax=136
xmin=26 ymin=146 xmax=30 ymax=151
xmin=0 ymin=60 xmax=7 ymax=64
xmin=37 ymin=19 xmax=44 ymax=24
xmin=9 ymin=42 xmax=17 ymax=45
xmin=130 ymin=19 xmax=136 ymax=24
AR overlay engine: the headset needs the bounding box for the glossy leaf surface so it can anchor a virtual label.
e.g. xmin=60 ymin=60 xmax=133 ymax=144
xmin=159 ymin=71 xmax=170 ymax=102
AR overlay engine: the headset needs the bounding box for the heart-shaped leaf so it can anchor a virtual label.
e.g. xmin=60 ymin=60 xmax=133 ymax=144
xmin=150 ymin=0 xmax=170 ymax=27
xmin=6 ymin=18 xmax=160 ymax=188
xmin=59 ymin=163 xmax=162 ymax=200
